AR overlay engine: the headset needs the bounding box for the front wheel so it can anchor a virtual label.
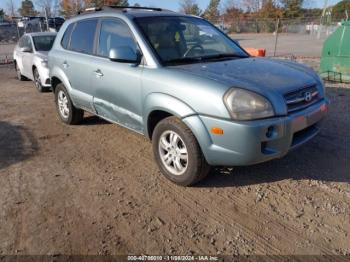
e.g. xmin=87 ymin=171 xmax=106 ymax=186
xmin=33 ymin=68 xmax=45 ymax=92
xmin=152 ymin=116 xmax=210 ymax=186
xmin=55 ymin=83 xmax=84 ymax=125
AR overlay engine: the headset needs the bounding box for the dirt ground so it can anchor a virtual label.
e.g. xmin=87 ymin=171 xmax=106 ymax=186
xmin=0 ymin=62 xmax=350 ymax=256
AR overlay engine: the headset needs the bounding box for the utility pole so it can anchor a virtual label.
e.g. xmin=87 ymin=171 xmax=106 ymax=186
xmin=273 ymin=18 xmax=280 ymax=57
xmin=7 ymin=0 xmax=16 ymax=18
xmin=318 ymin=0 xmax=328 ymax=39
xmin=45 ymin=7 xmax=49 ymax=32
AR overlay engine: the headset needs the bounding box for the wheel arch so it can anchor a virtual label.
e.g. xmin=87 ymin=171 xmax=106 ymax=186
xmin=50 ymin=65 xmax=73 ymax=93
xmin=32 ymin=64 xmax=37 ymax=77
xmin=51 ymin=76 xmax=62 ymax=94
xmin=143 ymin=93 xmax=197 ymax=140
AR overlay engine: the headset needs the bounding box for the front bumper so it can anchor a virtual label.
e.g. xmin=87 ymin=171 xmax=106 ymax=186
xmin=183 ymin=99 xmax=328 ymax=166
xmin=38 ymin=66 xmax=51 ymax=87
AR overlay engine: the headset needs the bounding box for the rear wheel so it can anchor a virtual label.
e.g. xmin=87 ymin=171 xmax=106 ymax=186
xmin=152 ymin=116 xmax=210 ymax=186
xmin=15 ymin=63 xmax=25 ymax=81
xmin=55 ymin=83 xmax=84 ymax=125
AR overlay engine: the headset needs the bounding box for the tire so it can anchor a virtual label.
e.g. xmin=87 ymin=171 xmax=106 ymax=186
xmin=15 ymin=63 xmax=25 ymax=81
xmin=152 ymin=116 xmax=211 ymax=186
xmin=55 ymin=83 xmax=84 ymax=125
xmin=33 ymin=67 xmax=45 ymax=92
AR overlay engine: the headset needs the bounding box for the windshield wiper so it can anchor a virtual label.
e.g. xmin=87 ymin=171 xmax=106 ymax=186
xmin=200 ymin=53 xmax=248 ymax=61
xmin=164 ymin=57 xmax=203 ymax=65
xmin=164 ymin=53 xmax=248 ymax=66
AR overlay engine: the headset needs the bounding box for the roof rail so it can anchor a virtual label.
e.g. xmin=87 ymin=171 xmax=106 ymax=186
xmin=79 ymin=5 xmax=165 ymax=15
xmin=84 ymin=7 xmax=102 ymax=12
xmin=78 ymin=7 xmax=101 ymax=15
xmin=106 ymin=6 xmax=163 ymax=12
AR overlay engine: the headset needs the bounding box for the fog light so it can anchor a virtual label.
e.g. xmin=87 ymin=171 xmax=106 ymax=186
xmin=266 ymin=126 xmax=275 ymax=138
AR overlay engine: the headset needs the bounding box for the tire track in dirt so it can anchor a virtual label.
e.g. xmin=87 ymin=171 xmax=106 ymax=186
xmin=79 ymin=117 xmax=342 ymax=254
xmin=77 ymin=125 xmax=332 ymax=255
xmin=129 ymin=124 xmax=348 ymax=255
xmin=1 ymin=67 xmax=350 ymax=255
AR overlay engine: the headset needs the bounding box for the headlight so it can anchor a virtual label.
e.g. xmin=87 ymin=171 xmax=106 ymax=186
xmin=224 ymin=88 xmax=274 ymax=120
xmin=41 ymin=59 xmax=48 ymax=68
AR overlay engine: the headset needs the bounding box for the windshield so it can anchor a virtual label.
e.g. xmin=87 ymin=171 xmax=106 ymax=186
xmin=135 ymin=16 xmax=248 ymax=65
xmin=32 ymin=35 xmax=56 ymax=51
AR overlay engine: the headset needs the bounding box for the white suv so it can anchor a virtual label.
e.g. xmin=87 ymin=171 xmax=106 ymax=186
xmin=13 ymin=32 xmax=56 ymax=92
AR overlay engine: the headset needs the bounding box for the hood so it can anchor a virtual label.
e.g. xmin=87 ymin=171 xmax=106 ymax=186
xmin=35 ymin=51 xmax=49 ymax=60
xmin=169 ymin=58 xmax=318 ymax=95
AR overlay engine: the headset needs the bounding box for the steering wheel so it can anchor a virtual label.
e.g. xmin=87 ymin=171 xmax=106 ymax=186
xmin=183 ymin=44 xmax=204 ymax=58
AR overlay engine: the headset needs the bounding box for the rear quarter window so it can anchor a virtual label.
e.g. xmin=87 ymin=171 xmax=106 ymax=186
xmin=69 ymin=19 xmax=98 ymax=55
xmin=61 ymin=23 xmax=74 ymax=49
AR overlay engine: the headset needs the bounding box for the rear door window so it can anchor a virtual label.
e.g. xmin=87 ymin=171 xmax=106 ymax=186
xmin=69 ymin=19 xmax=98 ymax=54
xmin=24 ymin=36 xmax=33 ymax=51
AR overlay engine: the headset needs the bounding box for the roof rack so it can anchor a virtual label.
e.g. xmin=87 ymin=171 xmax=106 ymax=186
xmin=80 ymin=5 xmax=165 ymax=15
xmin=106 ymin=6 xmax=163 ymax=12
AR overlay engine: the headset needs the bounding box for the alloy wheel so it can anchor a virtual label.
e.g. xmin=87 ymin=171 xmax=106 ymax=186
xmin=158 ymin=130 xmax=189 ymax=176
xmin=34 ymin=69 xmax=42 ymax=90
xmin=57 ymin=90 xmax=69 ymax=119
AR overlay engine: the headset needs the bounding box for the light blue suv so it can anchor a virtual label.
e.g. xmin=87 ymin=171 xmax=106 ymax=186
xmin=49 ymin=6 xmax=328 ymax=186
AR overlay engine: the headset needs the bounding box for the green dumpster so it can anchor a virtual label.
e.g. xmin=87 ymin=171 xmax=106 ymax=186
xmin=320 ymin=20 xmax=350 ymax=82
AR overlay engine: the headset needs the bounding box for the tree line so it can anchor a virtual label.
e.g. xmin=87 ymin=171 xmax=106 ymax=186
xmin=180 ymin=0 xmax=350 ymax=22
xmin=1 ymin=0 xmax=132 ymax=18
xmin=0 ymin=0 xmax=349 ymax=22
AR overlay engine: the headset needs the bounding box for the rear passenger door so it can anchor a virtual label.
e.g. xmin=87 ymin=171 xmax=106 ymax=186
xmin=91 ymin=18 xmax=143 ymax=133
xmin=15 ymin=36 xmax=26 ymax=74
xmin=62 ymin=19 xmax=98 ymax=112
xmin=22 ymin=36 xmax=34 ymax=78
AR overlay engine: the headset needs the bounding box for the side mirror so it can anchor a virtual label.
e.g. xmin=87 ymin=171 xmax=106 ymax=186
xmin=20 ymin=46 xmax=32 ymax=53
xmin=109 ymin=47 xmax=141 ymax=64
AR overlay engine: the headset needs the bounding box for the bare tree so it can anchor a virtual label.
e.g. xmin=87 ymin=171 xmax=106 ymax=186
xmin=223 ymin=0 xmax=242 ymax=21
xmin=179 ymin=0 xmax=201 ymax=15
xmin=36 ymin=0 xmax=55 ymax=16
xmin=242 ymin=0 xmax=261 ymax=13
xmin=203 ymin=0 xmax=221 ymax=22
xmin=6 ymin=0 xmax=17 ymax=17
xmin=60 ymin=0 xmax=86 ymax=17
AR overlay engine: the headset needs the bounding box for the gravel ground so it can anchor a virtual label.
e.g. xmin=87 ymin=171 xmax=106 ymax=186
xmin=0 ymin=33 xmax=325 ymax=64
xmin=234 ymin=33 xmax=325 ymax=57
xmin=0 ymin=62 xmax=350 ymax=255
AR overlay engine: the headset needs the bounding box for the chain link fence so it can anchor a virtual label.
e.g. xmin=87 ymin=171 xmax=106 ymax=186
xmin=0 ymin=16 xmax=341 ymax=64
xmin=216 ymin=17 xmax=340 ymax=58
xmin=221 ymin=17 xmax=338 ymax=36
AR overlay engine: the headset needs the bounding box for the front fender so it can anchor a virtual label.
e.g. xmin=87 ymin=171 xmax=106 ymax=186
xmin=143 ymin=93 xmax=197 ymax=138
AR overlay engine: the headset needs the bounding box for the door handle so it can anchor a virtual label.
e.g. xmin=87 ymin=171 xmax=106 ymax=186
xmin=94 ymin=69 xmax=104 ymax=77
xmin=62 ymin=61 xmax=69 ymax=69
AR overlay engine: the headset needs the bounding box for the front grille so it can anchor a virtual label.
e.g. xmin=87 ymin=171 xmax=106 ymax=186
xmin=284 ymin=85 xmax=319 ymax=113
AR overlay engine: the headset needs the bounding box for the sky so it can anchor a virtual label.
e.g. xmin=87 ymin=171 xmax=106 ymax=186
xmin=0 ymin=0 xmax=342 ymax=14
